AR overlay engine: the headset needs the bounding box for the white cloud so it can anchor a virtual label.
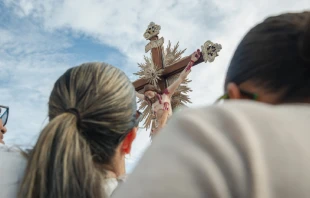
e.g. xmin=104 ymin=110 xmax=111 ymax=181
xmin=1 ymin=0 xmax=309 ymax=170
xmin=6 ymin=0 xmax=308 ymax=98
xmin=0 ymin=8 xmax=76 ymax=145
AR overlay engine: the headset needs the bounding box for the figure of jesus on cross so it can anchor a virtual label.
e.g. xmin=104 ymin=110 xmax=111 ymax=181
xmin=133 ymin=22 xmax=222 ymax=138
xmin=136 ymin=50 xmax=201 ymax=135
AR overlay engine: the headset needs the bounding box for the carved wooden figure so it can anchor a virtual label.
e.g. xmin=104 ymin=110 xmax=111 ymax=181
xmin=133 ymin=22 xmax=222 ymax=138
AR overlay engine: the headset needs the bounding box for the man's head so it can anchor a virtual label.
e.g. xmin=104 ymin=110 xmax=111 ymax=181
xmin=143 ymin=84 xmax=161 ymax=99
xmin=0 ymin=106 xmax=9 ymax=144
xmin=223 ymin=12 xmax=310 ymax=104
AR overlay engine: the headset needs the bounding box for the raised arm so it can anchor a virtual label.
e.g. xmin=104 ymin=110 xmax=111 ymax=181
xmin=166 ymin=49 xmax=201 ymax=97
xmin=136 ymin=91 xmax=145 ymax=101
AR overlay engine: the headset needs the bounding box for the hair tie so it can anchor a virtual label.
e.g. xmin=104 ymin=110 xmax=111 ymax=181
xmin=65 ymin=108 xmax=82 ymax=126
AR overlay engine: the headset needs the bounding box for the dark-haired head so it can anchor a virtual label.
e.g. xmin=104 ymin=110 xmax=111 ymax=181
xmin=223 ymin=12 xmax=310 ymax=104
xmin=19 ymin=62 xmax=138 ymax=198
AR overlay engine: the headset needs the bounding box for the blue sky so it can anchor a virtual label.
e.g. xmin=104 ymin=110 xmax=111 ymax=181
xmin=0 ymin=0 xmax=309 ymax=171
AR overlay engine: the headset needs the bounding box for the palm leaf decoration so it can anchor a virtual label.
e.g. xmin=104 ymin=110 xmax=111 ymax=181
xmin=135 ymin=41 xmax=192 ymax=136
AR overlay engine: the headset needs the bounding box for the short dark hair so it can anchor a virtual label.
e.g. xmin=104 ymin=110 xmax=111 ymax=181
xmin=225 ymin=12 xmax=310 ymax=102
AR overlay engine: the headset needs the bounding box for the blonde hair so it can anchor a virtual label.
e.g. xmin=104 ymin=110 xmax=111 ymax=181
xmin=18 ymin=62 xmax=137 ymax=198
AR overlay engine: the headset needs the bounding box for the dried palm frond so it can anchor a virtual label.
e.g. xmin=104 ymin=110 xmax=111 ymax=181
xmin=134 ymin=40 xmax=192 ymax=138
xmin=163 ymin=41 xmax=186 ymax=67
xmin=134 ymin=56 xmax=163 ymax=86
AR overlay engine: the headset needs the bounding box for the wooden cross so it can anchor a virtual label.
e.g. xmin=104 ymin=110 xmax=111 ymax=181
xmin=132 ymin=22 xmax=221 ymax=134
xmin=133 ymin=22 xmax=221 ymax=93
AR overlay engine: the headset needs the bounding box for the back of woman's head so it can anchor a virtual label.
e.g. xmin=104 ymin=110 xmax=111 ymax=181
xmin=19 ymin=62 xmax=137 ymax=198
xmin=225 ymin=11 xmax=310 ymax=102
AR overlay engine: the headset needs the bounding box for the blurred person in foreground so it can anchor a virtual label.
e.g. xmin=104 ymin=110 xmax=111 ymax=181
xmin=112 ymin=11 xmax=310 ymax=198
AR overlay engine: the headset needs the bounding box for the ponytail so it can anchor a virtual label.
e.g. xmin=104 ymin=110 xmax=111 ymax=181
xmin=18 ymin=113 xmax=104 ymax=198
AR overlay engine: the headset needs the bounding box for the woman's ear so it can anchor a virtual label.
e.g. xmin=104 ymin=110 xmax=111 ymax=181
xmin=226 ymin=82 xmax=242 ymax=99
xmin=121 ymin=128 xmax=137 ymax=154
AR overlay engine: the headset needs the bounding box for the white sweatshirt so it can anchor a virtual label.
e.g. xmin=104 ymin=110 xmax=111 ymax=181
xmin=0 ymin=145 xmax=26 ymax=198
xmin=112 ymin=101 xmax=310 ymax=198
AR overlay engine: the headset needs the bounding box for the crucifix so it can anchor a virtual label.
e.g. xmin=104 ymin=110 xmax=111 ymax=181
xmin=133 ymin=22 xmax=222 ymax=138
